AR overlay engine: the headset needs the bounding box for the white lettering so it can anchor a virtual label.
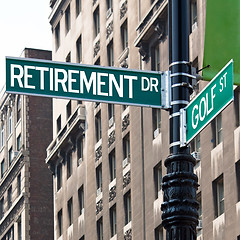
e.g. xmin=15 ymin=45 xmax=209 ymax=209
xmin=11 ymin=64 xmax=24 ymax=88
xmin=55 ymin=68 xmax=67 ymax=92
xmin=192 ymin=105 xmax=199 ymax=129
xmin=97 ymin=73 xmax=108 ymax=96
xmin=24 ymin=65 xmax=35 ymax=89
xmin=80 ymin=71 xmax=96 ymax=95
xmin=124 ymin=75 xmax=137 ymax=99
xmin=36 ymin=67 xmax=49 ymax=90
xmin=68 ymin=70 xmax=79 ymax=93
xmin=199 ymin=97 xmax=206 ymax=121
xmin=50 ymin=68 xmax=54 ymax=91
xmin=150 ymin=77 xmax=159 ymax=92
xmin=109 ymin=74 xmax=123 ymax=97
xmin=141 ymin=77 xmax=150 ymax=91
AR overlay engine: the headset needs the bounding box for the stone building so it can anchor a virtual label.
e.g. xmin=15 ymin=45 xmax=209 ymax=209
xmin=0 ymin=48 xmax=54 ymax=239
xmin=46 ymin=0 xmax=240 ymax=239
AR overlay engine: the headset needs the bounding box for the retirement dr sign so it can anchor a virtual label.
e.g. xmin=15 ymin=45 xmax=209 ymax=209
xmin=6 ymin=57 xmax=169 ymax=108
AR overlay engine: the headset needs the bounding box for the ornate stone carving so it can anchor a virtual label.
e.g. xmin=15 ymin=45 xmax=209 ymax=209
xmin=154 ymin=21 xmax=166 ymax=40
xmin=106 ymin=20 xmax=113 ymax=39
xmin=96 ymin=199 xmax=103 ymax=215
xmin=124 ymin=229 xmax=132 ymax=240
xmin=123 ymin=171 xmax=131 ymax=188
xmin=95 ymin=146 xmax=102 ymax=161
xmin=93 ymin=0 xmax=97 ymax=6
xmin=0 ymin=195 xmax=24 ymax=236
xmin=120 ymin=0 xmax=128 ymax=19
xmin=138 ymin=41 xmax=149 ymax=61
xmin=109 ymin=185 xmax=116 ymax=202
xmin=93 ymin=40 xmax=100 ymax=58
xmin=108 ymin=130 xmax=115 ymax=148
xmin=120 ymin=59 xmax=128 ymax=68
xmin=122 ymin=113 xmax=130 ymax=131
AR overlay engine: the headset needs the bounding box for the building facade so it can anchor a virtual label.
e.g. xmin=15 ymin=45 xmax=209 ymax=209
xmin=0 ymin=48 xmax=54 ymax=240
xmin=47 ymin=0 xmax=240 ymax=239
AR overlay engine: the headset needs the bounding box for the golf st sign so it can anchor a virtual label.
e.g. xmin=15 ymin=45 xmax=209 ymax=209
xmin=6 ymin=57 xmax=171 ymax=108
xmin=180 ymin=60 xmax=234 ymax=145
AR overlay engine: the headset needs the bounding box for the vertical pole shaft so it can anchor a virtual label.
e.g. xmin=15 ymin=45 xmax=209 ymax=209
xmin=161 ymin=0 xmax=199 ymax=239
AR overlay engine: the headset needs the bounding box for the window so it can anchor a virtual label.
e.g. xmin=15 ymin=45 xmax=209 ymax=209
xmin=57 ymin=115 xmax=61 ymax=133
xmin=77 ymin=137 xmax=83 ymax=164
xmin=65 ymin=5 xmax=71 ymax=34
xmin=124 ymin=191 xmax=131 ymax=224
xmin=95 ymin=57 xmax=100 ymax=65
xmin=155 ymin=225 xmax=163 ymax=240
xmin=78 ymin=186 xmax=84 ymax=215
xmin=18 ymin=217 xmax=22 ymax=240
xmin=121 ymin=21 xmax=128 ymax=50
xmin=0 ymin=198 xmax=4 ymax=219
xmin=8 ymin=186 xmax=12 ymax=209
xmin=9 ymin=147 xmax=13 ymax=166
xmin=8 ymin=111 xmax=12 ymax=136
xmin=107 ymin=41 xmax=114 ymax=66
xmin=1 ymin=159 xmax=5 ymax=178
xmin=108 ymin=104 xmax=114 ymax=127
xmin=68 ymin=198 xmax=73 ymax=226
xmin=80 ymin=236 xmax=85 ymax=240
xmin=123 ymin=133 xmax=130 ymax=160
xmin=66 ymin=52 xmax=71 ymax=62
xmin=67 ymin=151 xmax=73 ymax=179
xmin=0 ymin=124 xmax=4 ymax=148
xmin=94 ymin=7 xmax=100 ymax=37
xmin=110 ymin=204 xmax=117 ymax=237
xmin=76 ymin=36 xmax=82 ymax=63
xmin=96 ymin=164 xmax=102 ymax=194
xmin=58 ymin=209 xmax=63 ymax=236
xmin=152 ymin=108 xmax=161 ymax=138
xmin=212 ymin=113 xmax=222 ymax=147
xmin=152 ymin=44 xmax=160 ymax=71
xmin=190 ymin=134 xmax=200 ymax=153
xmin=66 ymin=101 xmax=71 ymax=119
xmin=109 ymin=150 xmax=116 ymax=182
xmin=55 ymin=23 xmax=60 ymax=50
xmin=106 ymin=0 xmax=113 ymax=12
xmin=95 ymin=112 xmax=102 ymax=142
xmin=97 ymin=217 xmax=103 ymax=240
xmin=154 ymin=162 xmax=162 ymax=199
xmin=17 ymin=96 xmax=21 ymax=122
xmin=57 ymin=163 xmax=62 ymax=190
xmin=213 ymin=175 xmax=224 ymax=217
xmin=17 ymin=134 xmax=21 ymax=151
xmin=76 ymin=0 xmax=81 ymax=17
xmin=236 ymin=160 xmax=240 ymax=202
xmin=17 ymin=173 xmax=21 ymax=196
xmin=190 ymin=0 xmax=197 ymax=32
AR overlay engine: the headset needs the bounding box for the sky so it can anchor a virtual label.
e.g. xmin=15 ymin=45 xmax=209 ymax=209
xmin=0 ymin=0 xmax=52 ymax=89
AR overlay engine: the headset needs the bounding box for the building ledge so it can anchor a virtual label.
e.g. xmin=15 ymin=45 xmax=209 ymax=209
xmin=46 ymin=105 xmax=85 ymax=167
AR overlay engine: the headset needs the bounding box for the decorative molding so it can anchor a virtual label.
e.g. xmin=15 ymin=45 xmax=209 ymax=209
xmin=96 ymin=199 xmax=103 ymax=215
xmin=122 ymin=113 xmax=130 ymax=131
xmin=93 ymin=40 xmax=100 ymax=58
xmin=106 ymin=20 xmax=113 ymax=39
xmin=138 ymin=41 xmax=149 ymax=61
xmin=109 ymin=185 xmax=116 ymax=202
xmin=108 ymin=130 xmax=115 ymax=148
xmin=120 ymin=0 xmax=128 ymax=19
xmin=154 ymin=20 xmax=166 ymax=40
xmin=123 ymin=171 xmax=131 ymax=188
xmin=124 ymin=229 xmax=132 ymax=240
xmin=95 ymin=146 xmax=102 ymax=161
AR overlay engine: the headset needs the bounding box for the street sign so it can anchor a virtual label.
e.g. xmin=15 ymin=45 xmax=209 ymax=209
xmin=6 ymin=57 xmax=171 ymax=108
xmin=180 ymin=59 xmax=234 ymax=145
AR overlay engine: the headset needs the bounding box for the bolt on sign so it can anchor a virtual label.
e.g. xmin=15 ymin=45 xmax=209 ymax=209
xmin=180 ymin=60 xmax=234 ymax=145
xmin=6 ymin=57 xmax=171 ymax=108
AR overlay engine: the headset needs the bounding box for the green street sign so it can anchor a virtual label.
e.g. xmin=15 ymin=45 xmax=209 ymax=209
xmin=181 ymin=60 xmax=234 ymax=145
xmin=6 ymin=57 xmax=171 ymax=108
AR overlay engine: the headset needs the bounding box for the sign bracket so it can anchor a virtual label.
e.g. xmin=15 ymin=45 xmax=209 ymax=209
xmin=180 ymin=108 xmax=187 ymax=147
xmin=161 ymin=71 xmax=171 ymax=109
